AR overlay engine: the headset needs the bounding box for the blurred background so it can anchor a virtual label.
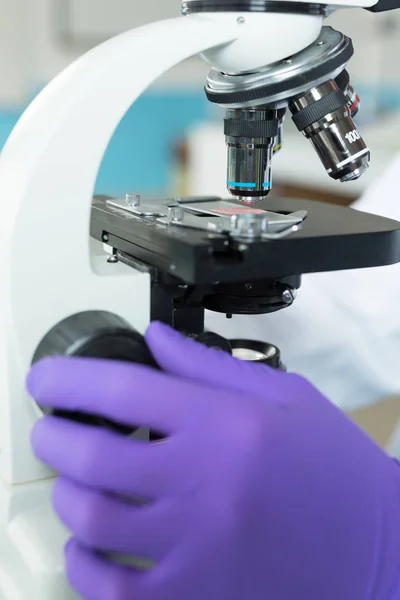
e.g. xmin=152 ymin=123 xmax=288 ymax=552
xmin=2 ymin=0 xmax=400 ymax=205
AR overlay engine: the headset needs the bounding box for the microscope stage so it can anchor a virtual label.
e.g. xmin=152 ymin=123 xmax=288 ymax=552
xmin=91 ymin=195 xmax=400 ymax=284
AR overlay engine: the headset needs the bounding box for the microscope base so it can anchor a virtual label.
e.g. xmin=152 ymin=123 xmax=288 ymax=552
xmin=0 ymin=481 xmax=75 ymax=600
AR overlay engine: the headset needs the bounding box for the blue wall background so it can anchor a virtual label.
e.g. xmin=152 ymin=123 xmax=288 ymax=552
xmin=0 ymin=85 xmax=398 ymax=196
xmin=0 ymin=90 xmax=210 ymax=196
xmin=97 ymin=90 xmax=210 ymax=196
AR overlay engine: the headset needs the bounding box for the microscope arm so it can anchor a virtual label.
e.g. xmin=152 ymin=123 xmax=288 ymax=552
xmin=0 ymin=16 xmax=245 ymax=600
xmin=0 ymin=14 xmax=241 ymax=487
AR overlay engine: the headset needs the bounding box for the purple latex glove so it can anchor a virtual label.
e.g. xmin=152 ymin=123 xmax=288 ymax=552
xmin=27 ymin=322 xmax=400 ymax=600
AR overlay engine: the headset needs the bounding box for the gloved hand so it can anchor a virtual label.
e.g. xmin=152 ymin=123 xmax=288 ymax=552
xmin=27 ymin=322 xmax=400 ymax=600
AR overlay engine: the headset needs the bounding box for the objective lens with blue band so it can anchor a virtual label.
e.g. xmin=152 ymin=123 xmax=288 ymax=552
xmin=224 ymin=107 xmax=282 ymax=201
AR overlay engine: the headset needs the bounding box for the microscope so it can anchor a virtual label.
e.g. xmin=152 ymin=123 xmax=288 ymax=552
xmin=0 ymin=0 xmax=400 ymax=597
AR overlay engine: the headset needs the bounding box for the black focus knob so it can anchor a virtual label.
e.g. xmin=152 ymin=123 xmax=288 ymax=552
xmin=32 ymin=311 xmax=159 ymax=435
xmin=189 ymin=331 xmax=232 ymax=354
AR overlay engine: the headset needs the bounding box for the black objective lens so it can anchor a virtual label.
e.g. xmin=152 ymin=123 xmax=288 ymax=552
xmin=224 ymin=108 xmax=282 ymax=202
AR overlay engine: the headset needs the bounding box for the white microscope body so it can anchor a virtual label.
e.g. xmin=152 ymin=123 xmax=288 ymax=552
xmin=0 ymin=0 xmax=388 ymax=596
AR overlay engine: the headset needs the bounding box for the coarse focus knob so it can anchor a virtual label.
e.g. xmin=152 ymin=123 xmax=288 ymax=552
xmin=32 ymin=311 xmax=159 ymax=435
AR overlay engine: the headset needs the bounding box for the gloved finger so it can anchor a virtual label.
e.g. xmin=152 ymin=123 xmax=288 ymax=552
xmin=146 ymin=321 xmax=286 ymax=398
xmin=54 ymin=477 xmax=178 ymax=560
xmin=31 ymin=417 xmax=180 ymax=498
xmin=27 ymin=356 xmax=197 ymax=434
xmin=65 ymin=537 xmax=150 ymax=600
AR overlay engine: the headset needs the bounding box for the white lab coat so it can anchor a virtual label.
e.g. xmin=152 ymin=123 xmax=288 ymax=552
xmin=205 ymin=153 xmax=400 ymax=417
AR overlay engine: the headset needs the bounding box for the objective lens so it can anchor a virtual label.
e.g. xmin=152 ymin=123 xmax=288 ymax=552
xmin=224 ymin=108 xmax=281 ymax=202
xmin=290 ymin=80 xmax=369 ymax=182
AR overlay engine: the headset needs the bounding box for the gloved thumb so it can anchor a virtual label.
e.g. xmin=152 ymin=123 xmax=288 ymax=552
xmin=145 ymin=321 xmax=285 ymax=397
